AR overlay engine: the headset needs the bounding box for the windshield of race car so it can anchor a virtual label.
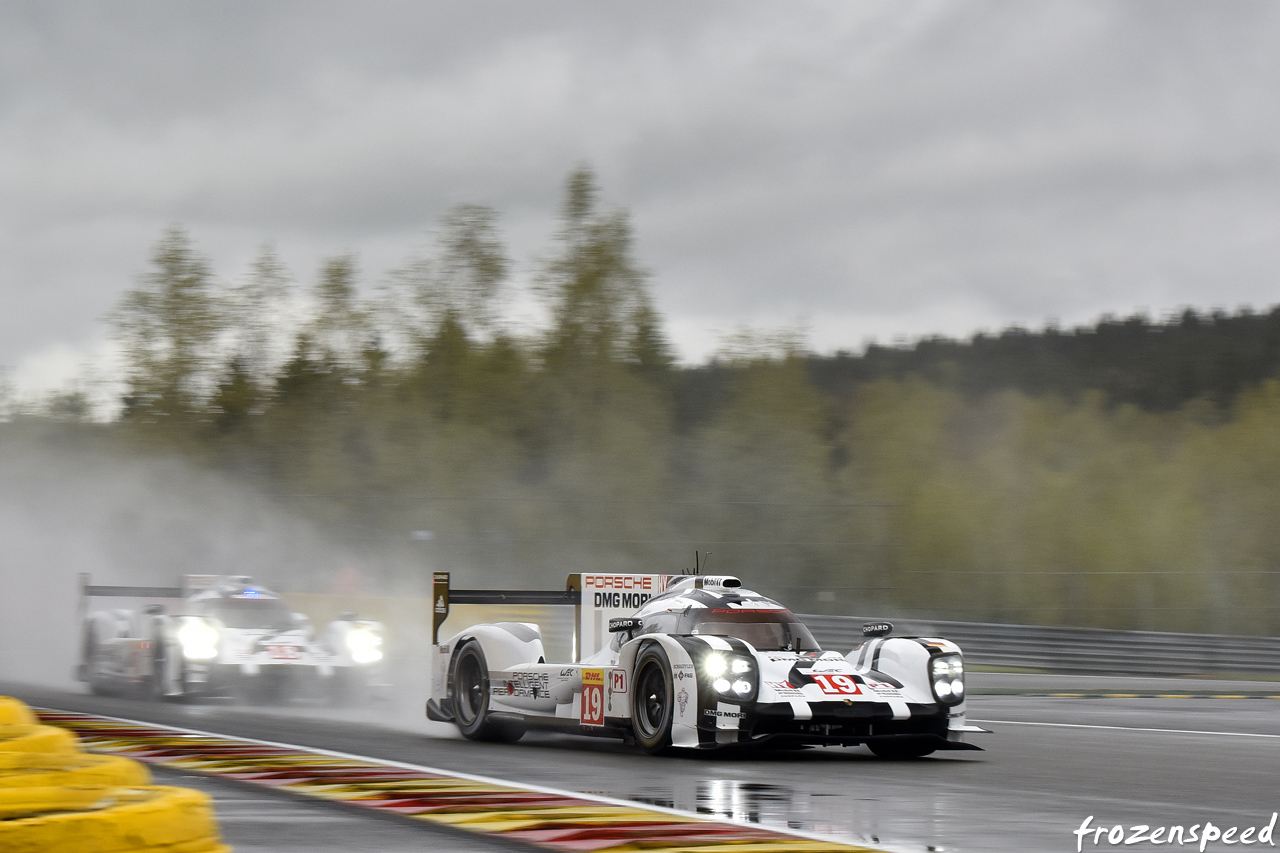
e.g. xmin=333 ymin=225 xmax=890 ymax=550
xmin=689 ymin=608 xmax=820 ymax=652
xmin=196 ymin=597 xmax=293 ymax=629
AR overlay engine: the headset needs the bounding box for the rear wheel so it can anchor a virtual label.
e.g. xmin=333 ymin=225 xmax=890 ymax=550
xmin=868 ymin=736 xmax=937 ymax=759
xmin=451 ymin=641 xmax=523 ymax=742
xmin=631 ymin=645 xmax=674 ymax=754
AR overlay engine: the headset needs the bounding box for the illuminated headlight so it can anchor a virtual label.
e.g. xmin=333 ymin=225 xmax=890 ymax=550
xmin=930 ymin=654 xmax=964 ymax=705
xmin=178 ymin=619 xmax=219 ymax=660
xmin=707 ymin=655 xmax=756 ymax=697
xmin=346 ymin=628 xmax=383 ymax=664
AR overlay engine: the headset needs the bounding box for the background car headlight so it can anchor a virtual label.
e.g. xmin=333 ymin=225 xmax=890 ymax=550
xmin=930 ymin=654 xmax=964 ymax=704
xmin=346 ymin=628 xmax=383 ymax=664
xmin=177 ymin=619 xmax=219 ymax=660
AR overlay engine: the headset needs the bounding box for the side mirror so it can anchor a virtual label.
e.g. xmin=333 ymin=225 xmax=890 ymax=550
xmin=608 ymin=617 xmax=642 ymax=633
xmin=861 ymin=621 xmax=893 ymax=638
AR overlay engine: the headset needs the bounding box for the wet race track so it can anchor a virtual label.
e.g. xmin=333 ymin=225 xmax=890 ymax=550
xmin=4 ymin=675 xmax=1278 ymax=853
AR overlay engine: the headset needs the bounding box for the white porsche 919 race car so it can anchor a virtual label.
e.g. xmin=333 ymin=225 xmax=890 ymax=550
xmin=77 ymin=574 xmax=385 ymax=702
xmin=427 ymin=572 xmax=986 ymax=757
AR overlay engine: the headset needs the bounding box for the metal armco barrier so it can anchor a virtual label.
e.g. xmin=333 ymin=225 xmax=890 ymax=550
xmin=799 ymin=614 xmax=1280 ymax=677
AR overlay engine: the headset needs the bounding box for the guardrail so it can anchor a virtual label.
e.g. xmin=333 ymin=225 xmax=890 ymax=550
xmin=799 ymin=614 xmax=1280 ymax=677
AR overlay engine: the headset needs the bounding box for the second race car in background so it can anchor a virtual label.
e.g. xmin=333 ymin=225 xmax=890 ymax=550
xmin=77 ymin=573 xmax=386 ymax=703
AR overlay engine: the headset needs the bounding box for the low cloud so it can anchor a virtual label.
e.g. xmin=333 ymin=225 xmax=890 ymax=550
xmin=3 ymin=1 xmax=1279 ymax=384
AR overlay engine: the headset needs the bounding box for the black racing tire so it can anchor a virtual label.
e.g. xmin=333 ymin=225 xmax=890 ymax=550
xmin=631 ymin=644 xmax=675 ymax=755
xmin=451 ymin=640 xmax=524 ymax=743
xmin=84 ymin=632 xmax=111 ymax=697
xmin=146 ymin=642 xmax=170 ymax=701
xmin=868 ymin=736 xmax=937 ymax=760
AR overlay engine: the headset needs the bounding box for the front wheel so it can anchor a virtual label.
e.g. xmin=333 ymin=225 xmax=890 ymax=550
xmin=85 ymin=632 xmax=112 ymax=696
xmin=451 ymin=641 xmax=523 ymax=742
xmin=146 ymin=642 xmax=173 ymax=701
xmin=631 ymin=644 xmax=674 ymax=754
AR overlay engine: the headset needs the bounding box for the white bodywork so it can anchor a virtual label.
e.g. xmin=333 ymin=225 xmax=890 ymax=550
xmin=429 ymin=572 xmax=986 ymax=752
xmin=79 ymin=574 xmax=385 ymax=700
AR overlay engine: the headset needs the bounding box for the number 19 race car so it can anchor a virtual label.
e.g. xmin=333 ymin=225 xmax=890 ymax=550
xmin=77 ymin=574 xmax=386 ymax=703
xmin=426 ymin=572 xmax=987 ymax=757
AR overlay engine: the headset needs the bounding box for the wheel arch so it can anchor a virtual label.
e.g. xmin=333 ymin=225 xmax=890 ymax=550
xmin=621 ymin=634 xmax=700 ymax=748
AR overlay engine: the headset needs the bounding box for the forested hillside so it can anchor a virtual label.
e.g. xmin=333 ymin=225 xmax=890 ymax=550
xmin=6 ymin=168 xmax=1279 ymax=635
xmin=809 ymin=308 xmax=1280 ymax=412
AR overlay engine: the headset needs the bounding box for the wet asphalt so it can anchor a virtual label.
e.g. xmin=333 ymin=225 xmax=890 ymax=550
xmin=3 ymin=677 xmax=1277 ymax=853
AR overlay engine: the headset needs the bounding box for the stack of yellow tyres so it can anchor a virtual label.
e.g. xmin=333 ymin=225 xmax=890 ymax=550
xmin=0 ymin=697 xmax=231 ymax=853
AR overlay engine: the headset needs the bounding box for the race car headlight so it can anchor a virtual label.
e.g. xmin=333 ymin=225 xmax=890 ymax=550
xmin=930 ymin=654 xmax=964 ymax=705
xmin=346 ymin=628 xmax=383 ymax=664
xmin=705 ymin=654 xmax=756 ymax=697
xmin=178 ymin=619 xmax=219 ymax=660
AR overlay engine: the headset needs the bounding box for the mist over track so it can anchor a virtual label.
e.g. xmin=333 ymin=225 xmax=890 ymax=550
xmin=4 ymin=678 xmax=1277 ymax=852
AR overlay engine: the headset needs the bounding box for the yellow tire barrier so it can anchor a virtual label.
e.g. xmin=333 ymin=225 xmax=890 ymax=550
xmin=0 ymin=785 xmax=229 ymax=853
xmin=0 ymin=698 xmax=231 ymax=853
xmin=0 ymin=752 xmax=151 ymax=789
xmin=0 ymin=723 xmax=78 ymax=754
xmin=0 ymin=698 xmax=36 ymax=726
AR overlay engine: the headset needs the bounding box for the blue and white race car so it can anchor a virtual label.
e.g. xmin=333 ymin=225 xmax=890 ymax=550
xmin=427 ymin=572 xmax=986 ymax=757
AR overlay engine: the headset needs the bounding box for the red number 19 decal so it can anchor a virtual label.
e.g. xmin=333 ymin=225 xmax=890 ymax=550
xmin=811 ymin=674 xmax=860 ymax=695
xmin=581 ymin=668 xmax=605 ymax=726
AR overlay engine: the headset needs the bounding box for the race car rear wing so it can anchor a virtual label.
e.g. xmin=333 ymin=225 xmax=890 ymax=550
xmin=432 ymin=571 xmax=676 ymax=662
xmin=76 ymin=573 xmax=229 ymax=624
xmin=431 ymin=571 xmax=580 ymax=642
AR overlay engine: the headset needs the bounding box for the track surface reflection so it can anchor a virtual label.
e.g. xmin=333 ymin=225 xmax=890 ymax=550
xmin=4 ymin=681 xmax=1277 ymax=852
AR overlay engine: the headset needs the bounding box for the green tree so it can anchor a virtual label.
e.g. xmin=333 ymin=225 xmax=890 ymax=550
xmin=111 ymin=227 xmax=223 ymax=421
xmin=310 ymin=254 xmax=368 ymax=369
xmin=386 ymin=204 xmax=509 ymax=352
xmin=541 ymin=166 xmax=668 ymax=370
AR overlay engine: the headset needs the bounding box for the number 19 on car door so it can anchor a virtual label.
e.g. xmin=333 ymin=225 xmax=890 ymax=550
xmin=581 ymin=668 xmax=604 ymax=726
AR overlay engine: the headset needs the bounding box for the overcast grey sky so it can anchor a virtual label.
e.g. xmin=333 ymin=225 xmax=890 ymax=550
xmin=3 ymin=2 xmax=1279 ymax=394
